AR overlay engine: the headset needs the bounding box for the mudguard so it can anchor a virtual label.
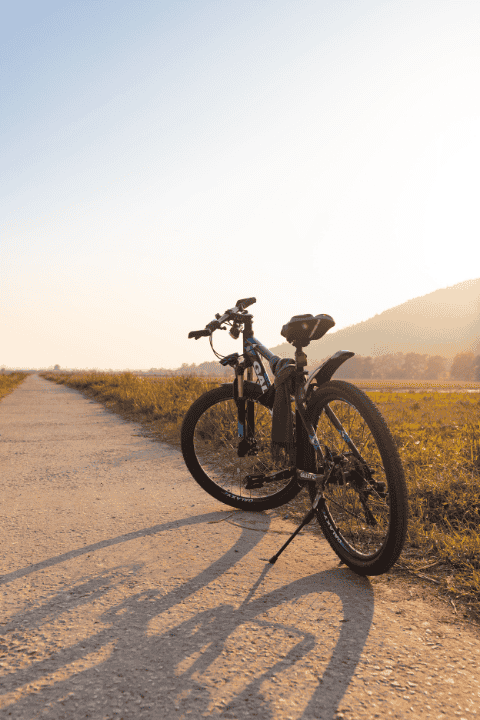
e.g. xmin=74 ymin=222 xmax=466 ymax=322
xmin=305 ymin=350 xmax=355 ymax=395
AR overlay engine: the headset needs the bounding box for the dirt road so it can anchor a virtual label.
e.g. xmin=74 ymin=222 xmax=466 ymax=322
xmin=1 ymin=374 xmax=479 ymax=719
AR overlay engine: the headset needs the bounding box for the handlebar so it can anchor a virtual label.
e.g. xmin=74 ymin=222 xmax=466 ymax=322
xmin=235 ymin=297 xmax=256 ymax=309
xmin=188 ymin=329 xmax=211 ymax=340
xmin=188 ymin=297 xmax=256 ymax=339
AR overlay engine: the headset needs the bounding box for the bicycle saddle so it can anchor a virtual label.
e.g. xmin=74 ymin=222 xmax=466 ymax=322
xmin=281 ymin=313 xmax=335 ymax=345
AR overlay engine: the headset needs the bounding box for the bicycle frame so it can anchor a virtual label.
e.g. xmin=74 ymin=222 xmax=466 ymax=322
xmin=230 ymin=316 xmax=361 ymax=476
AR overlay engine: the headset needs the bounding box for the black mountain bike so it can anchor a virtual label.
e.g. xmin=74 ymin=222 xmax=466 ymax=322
xmin=181 ymin=297 xmax=408 ymax=575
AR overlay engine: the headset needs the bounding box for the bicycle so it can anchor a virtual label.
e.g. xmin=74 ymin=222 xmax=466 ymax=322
xmin=181 ymin=297 xmax=408 ymax=575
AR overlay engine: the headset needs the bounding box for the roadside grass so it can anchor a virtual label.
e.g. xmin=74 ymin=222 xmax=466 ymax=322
xmin=346 ymin=378 xmax=480 ymax=392
xmin=367 ymin=389 xmax=480 ymax=618
xmin=0 ymin=372 xmax=28 ymax=400
xmin=42 ymin=370 xmax=480 ymax=620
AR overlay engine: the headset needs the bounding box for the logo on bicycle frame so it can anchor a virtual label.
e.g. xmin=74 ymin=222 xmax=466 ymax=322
xmin=253 ymin=361 xmax=269 ymax=392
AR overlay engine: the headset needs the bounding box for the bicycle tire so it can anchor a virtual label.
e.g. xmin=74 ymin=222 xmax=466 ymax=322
xmin=181 ymin=382 xmax=302 ymax=511
xmin=306 ymin=380 xmax=408 ymax=575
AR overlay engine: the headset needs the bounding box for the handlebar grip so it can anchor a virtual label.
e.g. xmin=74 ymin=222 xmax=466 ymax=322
xmin=188 ymin=329 xmax=211 ymax=339
xmin=206 ymin=319 xmax=221 ymax=332
xmin=236 ymin=296 xmax=256 ymax=309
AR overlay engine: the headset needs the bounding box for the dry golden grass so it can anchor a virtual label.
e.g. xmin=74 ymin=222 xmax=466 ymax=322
xmin=369 ymin=389 xmax=480 ymax=608
xmin=0 ymin=372 xmax=28 ymax=400
xmin=347 ymin=378 xmax=480 ymax=392
xmin=42 ymin=370 xmax=480 ymax=620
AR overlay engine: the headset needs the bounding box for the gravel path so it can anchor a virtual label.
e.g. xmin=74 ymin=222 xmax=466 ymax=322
xmin=1 ymin=374 xmax=479 ymax=720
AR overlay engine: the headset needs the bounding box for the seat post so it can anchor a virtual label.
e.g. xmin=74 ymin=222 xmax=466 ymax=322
xmin=293 ymin=342 xmax=308 ymax=374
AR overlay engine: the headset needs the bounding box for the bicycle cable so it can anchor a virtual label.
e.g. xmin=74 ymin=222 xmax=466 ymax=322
xmin=208 ymin=317 xmax=245 ymax=360
xmin=208 ymin=321 xmax=233 ymax=360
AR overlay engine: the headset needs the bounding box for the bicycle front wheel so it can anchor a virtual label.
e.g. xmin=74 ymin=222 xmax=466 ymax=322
xmin=307 ymin=381 xmax=408 ymax=575
xmin=181 ymin=383 xmax=301 ymax=511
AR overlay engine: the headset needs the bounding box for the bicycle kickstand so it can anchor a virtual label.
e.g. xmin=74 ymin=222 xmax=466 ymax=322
xmin=268 ymin=483 xmax=322 ymax=564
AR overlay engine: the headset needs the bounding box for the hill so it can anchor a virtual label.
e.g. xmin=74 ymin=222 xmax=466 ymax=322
xmin=270 ymin=278 xmax=480 ymax=361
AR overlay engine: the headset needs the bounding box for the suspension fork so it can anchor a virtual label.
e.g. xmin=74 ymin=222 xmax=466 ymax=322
xmin=233 ymin=318 xmax=256 ymax=457
xmin=234 ymin=363 xmax=256 ymax=457
xmin=245 ymin=364 xmax=255 ymax=439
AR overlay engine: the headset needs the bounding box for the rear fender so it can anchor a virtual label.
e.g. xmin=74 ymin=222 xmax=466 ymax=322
xmin=305 ymin=351 xmax=355 ymax=395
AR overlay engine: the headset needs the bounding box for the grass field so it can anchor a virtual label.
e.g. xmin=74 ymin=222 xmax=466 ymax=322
xmin=347 ymin=378 xmax=480 ymax=392
xmin=0 ymin=372 xmax=28 ymax=400
xmin=42 ymin=370 xmax=480 ymax=620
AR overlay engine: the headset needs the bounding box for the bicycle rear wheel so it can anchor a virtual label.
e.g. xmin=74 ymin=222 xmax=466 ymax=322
xmin=181 ymin=382 xmax=301 ymax=511
xmin=307 ymin=381 xmax=408 ymax=575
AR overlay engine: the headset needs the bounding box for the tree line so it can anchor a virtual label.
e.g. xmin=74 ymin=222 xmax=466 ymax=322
xmin=146 ymin=352 xmax=480 ymax=381
xmin=334 ymin=351 xmax=480 ymax=381
xmin=145 ymin=361 xmax=233 ymax=377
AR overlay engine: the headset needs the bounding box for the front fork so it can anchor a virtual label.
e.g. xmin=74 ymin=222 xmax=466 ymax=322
xmin=235 ymin=364 xmax=256 ymax=457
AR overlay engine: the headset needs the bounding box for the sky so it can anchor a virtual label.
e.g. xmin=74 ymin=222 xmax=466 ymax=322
xmin=2 ymin=0 xmax=480 ymax=370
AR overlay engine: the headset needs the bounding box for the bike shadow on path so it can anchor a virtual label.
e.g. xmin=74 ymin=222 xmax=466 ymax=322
xmin=1 ymin=510 xmax=374 ymax=719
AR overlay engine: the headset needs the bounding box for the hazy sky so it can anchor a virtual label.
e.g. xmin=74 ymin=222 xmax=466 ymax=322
xmin=2 ymin=0 xmax=480 ymax=370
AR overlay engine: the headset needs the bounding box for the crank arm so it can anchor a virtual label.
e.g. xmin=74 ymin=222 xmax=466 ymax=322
xmin=297 ymin=470 xmax=324 ymax=483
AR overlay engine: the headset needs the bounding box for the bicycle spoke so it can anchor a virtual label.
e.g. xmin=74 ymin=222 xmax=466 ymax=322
xmin=318 ymin=399 xmax=391 ymax=556
xmin=192 ymin=395 xmax=292 ymax=499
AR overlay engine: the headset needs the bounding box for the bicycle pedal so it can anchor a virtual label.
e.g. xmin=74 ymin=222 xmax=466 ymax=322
xmin=245 ymin=468 xmax=295 ymax=489
xmin=244 ymin=473 xmax=265 ymax=489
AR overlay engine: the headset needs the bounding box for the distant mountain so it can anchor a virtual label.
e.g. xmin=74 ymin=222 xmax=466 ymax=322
xmin=270 ymin=278 xmax=480 ymax=361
